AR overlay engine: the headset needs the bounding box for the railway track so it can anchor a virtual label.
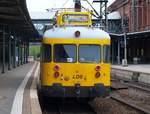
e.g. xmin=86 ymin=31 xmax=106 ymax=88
xmin=111 ymin=77 xmax=150 ymax=93
xmin=110 ymin=94 xmax=150 ymax=114
xmin=41 ymin=98 xmax=96 ymax=114
xmin=39 ymin=78 xmax=150 ymax=114
xmin=111 ymin=78 xmax=150 ymax=114
xmin=111 ymin=78 xmax=150 ymax=92
xmin=124 ymin=82 xmax=150 ymax=93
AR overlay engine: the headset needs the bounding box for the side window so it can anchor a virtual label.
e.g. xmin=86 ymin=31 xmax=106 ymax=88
xmin=42 ymin=44 xmax=51 ymax=62
xmin=103 ymin=45 xmax=110 ymax=63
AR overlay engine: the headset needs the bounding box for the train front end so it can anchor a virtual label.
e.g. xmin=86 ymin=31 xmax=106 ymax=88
xmin=39 ymin=9 xmax=110 ymax=99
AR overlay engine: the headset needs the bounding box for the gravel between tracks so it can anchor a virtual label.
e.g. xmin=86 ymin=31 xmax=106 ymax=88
xmin=113 ymin=88 xmax=150 ymax=110
xmin=89 ymin=97 xmax=142 ymax=114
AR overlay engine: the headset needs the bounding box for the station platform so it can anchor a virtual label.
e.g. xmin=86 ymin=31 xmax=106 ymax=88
xmin=111 ymin=64 xmax=150 ymax=85
xmin=0 ymin=62 xmax=42 ymax=114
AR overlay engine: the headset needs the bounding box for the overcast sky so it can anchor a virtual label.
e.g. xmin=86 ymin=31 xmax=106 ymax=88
xmin=27 ymin=0 xmax=115 ymax=12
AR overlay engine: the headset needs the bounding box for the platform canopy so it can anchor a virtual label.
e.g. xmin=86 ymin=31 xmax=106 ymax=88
xmin=110 ymin=30 xmax=150 ymax=39
xmin=107 ymin=11 xmax=121 ymax=20
xmin=0 ymin=0 xmax=39 ymax=40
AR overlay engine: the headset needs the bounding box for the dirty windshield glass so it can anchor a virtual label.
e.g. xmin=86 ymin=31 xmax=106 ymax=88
xmin=54 ymin=44 xmax=76 ymax=63
xmin=79 ymin=45 xmax=101 ymax=63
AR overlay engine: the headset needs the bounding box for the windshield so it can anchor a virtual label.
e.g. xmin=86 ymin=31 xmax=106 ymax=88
xmin=79 ymin=45 xmax=101 ymax=63
xmin=104 ymin=45 xmax=110 ymax=63
xmin=42 ymin=44 xmax=51 ymax=62
xmin=62 ymin=14 xmax=88 ymax=23
xmin=54 ymin=44 xmax=76 ymax=63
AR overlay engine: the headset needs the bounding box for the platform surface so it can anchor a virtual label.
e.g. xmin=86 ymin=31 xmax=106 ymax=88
xmin=111 ymin=64 xmax=150 ymax=74
xmin=0 ymin=62 xmax=35 ymax=114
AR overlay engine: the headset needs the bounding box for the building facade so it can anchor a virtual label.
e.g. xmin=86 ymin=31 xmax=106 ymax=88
xmin=108 ymin=0 xmax=150 ymax=33
xmin=108 ymin=0 xmax=150 ymax=64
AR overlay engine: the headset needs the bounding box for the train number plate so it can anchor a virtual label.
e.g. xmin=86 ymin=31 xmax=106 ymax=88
xmin=72 ymin=74 xmax=83 ymax=79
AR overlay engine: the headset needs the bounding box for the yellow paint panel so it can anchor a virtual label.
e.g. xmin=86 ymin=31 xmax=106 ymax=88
xmin=41 ymin=63 xmax=110 ymax=86
xmin=41 ymin=38 xmax=110 ymax=87
xmin=43 ymin=38 xmax=110 ymax=45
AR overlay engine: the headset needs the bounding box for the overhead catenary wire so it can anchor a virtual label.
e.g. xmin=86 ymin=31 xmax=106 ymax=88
xmin=46 ymin=0 xmax=99 ymax=19
xmin=81 ymin=5 xmax=99 ymax=18
xmin=84 ymin=0 xmax=100 ymax=17
xmin=73 ymin=0 xmax=99 ymax=18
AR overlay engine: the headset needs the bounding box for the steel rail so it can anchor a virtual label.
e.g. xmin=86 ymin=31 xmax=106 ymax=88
xmin=124 ymin=82 xmax=150 ymax=93
xmin=111 ymin=77 xmax=150 ymax=92
xmin=111 ymin=95 xmax=150 ymax=114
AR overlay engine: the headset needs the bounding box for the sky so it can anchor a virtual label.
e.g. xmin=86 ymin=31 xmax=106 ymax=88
xmin=27 ymin=0 xmax=116 ymax=12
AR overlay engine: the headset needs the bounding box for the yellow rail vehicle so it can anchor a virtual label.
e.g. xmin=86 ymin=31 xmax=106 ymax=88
xmin=40 ymin=9 xmax=110 ymax=98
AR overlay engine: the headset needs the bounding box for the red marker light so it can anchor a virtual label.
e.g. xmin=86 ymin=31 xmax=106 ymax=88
xmin=75 ymin=31 xmax=80 ymax=37
xmin=54 ymin=72 xmax=59 ymax=78
xmin=54 ymin=65 xmax=60 ymax=71
xmin=95 ymin=72 xmax=100 ymax=78
xmin=95 ymin=66 xmax=101 ymax=71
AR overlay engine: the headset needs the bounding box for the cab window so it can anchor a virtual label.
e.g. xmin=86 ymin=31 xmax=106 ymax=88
xmin=79 ymin=45 xmax=101 ymax=63
xmin=42 ymin=44 xmax=51 ymax=62
xmin=54 ymin=44 xmax=76 ymax=63
xmin=103 ymin=45 xmax=110 ymax=63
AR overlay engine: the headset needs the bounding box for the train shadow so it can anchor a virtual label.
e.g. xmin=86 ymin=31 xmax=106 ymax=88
xmin=38 ymin=95 xmax=96 ymax=114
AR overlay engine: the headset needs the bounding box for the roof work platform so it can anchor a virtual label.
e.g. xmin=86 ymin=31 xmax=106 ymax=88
xmin=0 ymin=0 xmax=39 ymax=74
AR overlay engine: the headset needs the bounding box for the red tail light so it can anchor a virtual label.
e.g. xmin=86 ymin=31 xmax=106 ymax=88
xmin=95 ymin=72 xmax=100 ymax=78
xmin=54 ymin=65 xmax=60 ymax=71
xmin=95 ymin=65 xmax=101 ymax=71
xmin=54 ymin=72 xmax=59 ymax=78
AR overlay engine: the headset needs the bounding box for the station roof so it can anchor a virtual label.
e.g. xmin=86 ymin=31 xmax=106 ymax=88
xmin=108 ymin=0 xmax=128 ymax=12
xmin=110 ymin=30 xmax=150 ymax=39
xmin=0 ymin=0 xmax=39 ymax=40
xmin=30 ymin=12 xmax=54 ymax=20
